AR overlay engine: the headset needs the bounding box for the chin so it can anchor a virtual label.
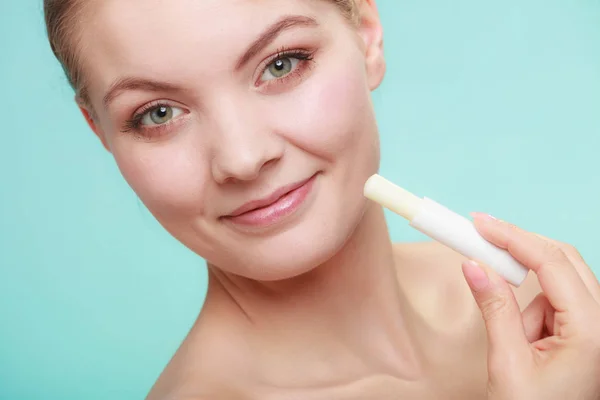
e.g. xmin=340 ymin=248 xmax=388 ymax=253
xmin=221 ymin=233 xmax=349 ymax=282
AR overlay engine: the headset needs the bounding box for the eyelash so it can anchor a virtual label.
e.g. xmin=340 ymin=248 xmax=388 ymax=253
xmin=121 ymin=47 xmax=316 ymax=137
xmin=121 ymin=101 xmax=171 ymax=134
xmin=256 ymin=47 xmax=316 ymax=87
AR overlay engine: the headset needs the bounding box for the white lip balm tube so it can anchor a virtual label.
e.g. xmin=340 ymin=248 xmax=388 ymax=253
xmin=363 ymin=174 xmax=528 ymax=287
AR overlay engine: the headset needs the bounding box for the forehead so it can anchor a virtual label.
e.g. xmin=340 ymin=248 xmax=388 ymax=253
xmin=88 ymin=0 xmax=322 ymax=42
xmin=78 ymin=0 xmax=342 ymax=99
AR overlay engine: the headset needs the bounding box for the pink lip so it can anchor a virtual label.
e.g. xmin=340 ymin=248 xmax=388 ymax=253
xmin=224 ymin=175 xmax=317 ymax=228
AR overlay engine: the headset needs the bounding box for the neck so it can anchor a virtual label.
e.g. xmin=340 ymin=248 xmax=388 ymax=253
xmin=202 ymin=203 xmax=424 ymax=385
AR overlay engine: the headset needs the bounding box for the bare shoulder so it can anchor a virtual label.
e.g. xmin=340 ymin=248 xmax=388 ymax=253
xmin=392 ymin=241 xmax=542 ymax=318
xmin=145 ymin=317 xmax=251 ymax=400
xmin=392 ymin=241 xmax=474 ymax=328
xmin=392 ymin=241 xmax=542 ymax=396
xmin=146 ymin=351 xmax=248 ymax=400
xmin=144 ymin=348 xmax=228 ymax=400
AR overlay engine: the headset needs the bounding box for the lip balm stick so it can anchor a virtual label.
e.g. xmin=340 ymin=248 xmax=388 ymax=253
xmin=364 ymin=174 xmax=528 ymax=287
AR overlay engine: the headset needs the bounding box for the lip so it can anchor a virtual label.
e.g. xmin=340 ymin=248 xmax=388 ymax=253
xmin=223 ymin=174 xmax=317 ymax=228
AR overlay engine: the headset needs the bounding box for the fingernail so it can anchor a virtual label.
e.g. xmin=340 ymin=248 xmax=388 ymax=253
xmin=470 ymin=212 xmax=497 ymax=222
xmin=462 ymin=260 xmax=489 ymax=291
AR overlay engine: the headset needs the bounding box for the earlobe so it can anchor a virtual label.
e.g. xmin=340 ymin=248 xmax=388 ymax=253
xmin=356 ymin=0 xmax=386 ymax=90
xmin=77 ymin=98 xmax=111 ymax=152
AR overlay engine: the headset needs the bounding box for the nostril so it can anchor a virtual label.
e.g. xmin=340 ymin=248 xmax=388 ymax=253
xmin=261 ymin=158 xmax=278 ymax=172
xmin=211 ymin=143 xmax=283 ymax=184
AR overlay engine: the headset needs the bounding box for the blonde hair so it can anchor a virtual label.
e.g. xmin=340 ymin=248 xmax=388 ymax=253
xmin=44 ymin=0 xmax=358 ymax=104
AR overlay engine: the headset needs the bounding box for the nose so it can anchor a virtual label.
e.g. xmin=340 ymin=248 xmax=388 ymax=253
xmin=210 ymin=98 xmax=284 ymax=184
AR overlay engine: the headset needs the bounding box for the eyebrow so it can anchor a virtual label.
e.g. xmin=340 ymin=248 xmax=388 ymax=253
xmin=102 ymin=15 xmax=318 ymax=108
xmin=102 ymin=78 xmax=183 ymax=109
xmin=236 ymin=15 xmax=319 ymax=70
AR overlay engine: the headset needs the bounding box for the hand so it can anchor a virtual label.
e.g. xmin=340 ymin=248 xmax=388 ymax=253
xmin=462 ymin=213 xmax=600 ymax=400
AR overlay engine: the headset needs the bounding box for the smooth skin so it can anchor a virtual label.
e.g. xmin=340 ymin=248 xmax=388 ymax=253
xmin=63 ymin=0 xmax=599 ymax=398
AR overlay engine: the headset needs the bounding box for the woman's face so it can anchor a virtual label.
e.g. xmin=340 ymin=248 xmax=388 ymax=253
xmin=79 ymin=0 xmax=385 ymax=280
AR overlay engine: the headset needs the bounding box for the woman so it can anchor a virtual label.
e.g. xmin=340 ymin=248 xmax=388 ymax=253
xmin=44 ymin=0 xmax=600 ymax=398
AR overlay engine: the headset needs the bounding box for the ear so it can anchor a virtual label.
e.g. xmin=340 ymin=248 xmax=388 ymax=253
xmin=76 ymin=97 xmax=111 ymax=152
xmin=356 ymin=0 xmax=386 ymax=90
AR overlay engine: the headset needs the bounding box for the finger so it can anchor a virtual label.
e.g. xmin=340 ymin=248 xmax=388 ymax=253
xmin=471 ymin=213 xmax=594 ymax=314
xmin=521 ymin=293 xmax=555 ymax=342
xmin=462 ymin=260 xmax=531 ymax=368
xmin=532 ymin=234 xmax=600 ymax=303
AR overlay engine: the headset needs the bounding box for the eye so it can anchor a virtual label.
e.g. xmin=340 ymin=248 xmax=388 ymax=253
xmin=261 ymin=56 xmax=300 ymax=81
xmin=140 ymin=105 xmax=184 ymax=126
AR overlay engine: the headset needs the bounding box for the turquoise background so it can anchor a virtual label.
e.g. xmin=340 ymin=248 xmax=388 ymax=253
xmin=1 ymin=0 xmax=599 ymax=398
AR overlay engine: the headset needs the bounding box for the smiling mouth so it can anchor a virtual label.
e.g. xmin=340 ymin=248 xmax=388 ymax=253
xmin=223 ymin=174 xmax=318 ymax=228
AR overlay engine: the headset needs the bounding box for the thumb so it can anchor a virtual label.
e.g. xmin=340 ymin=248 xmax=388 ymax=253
xmin=462 ymin=260 xmax=531 ymax=372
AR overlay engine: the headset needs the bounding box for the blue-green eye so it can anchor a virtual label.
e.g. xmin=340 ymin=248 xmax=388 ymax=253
xmin=261 ymin=57 xmax=300 ymax=81
xmin=141 ymin=105 xmax=184 ymax=126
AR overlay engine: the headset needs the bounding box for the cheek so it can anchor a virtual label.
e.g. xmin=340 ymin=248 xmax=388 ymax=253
xmin=111 ymin=137 xmax=210 ymax=218
xmin=269 ymin=60 xmax=374 ymax=159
